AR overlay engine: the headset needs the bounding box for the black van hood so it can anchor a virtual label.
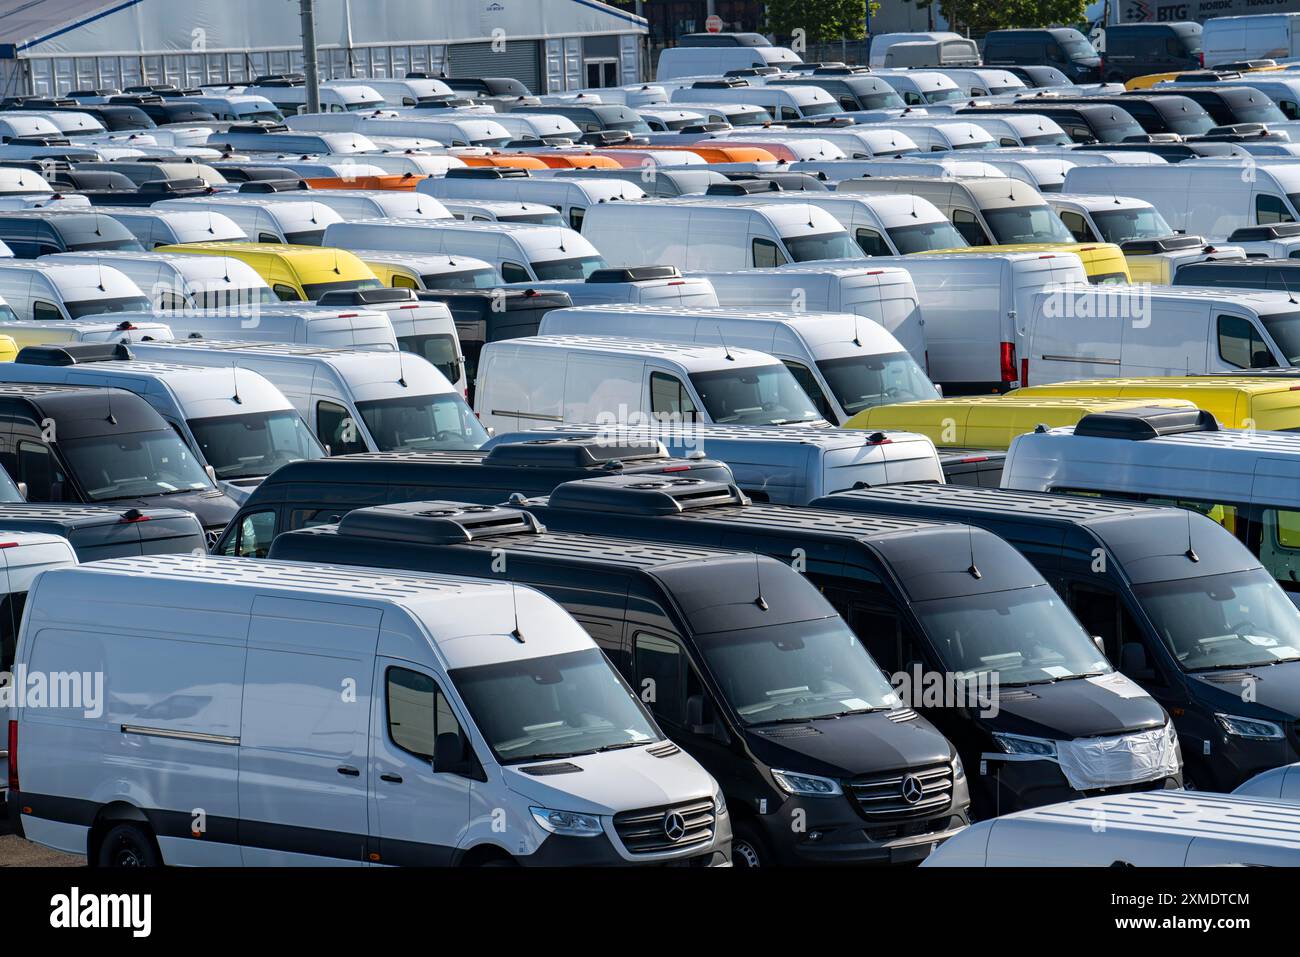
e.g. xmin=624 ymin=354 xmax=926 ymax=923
xmin=745 ymin=709 xmax=953 ymax=779
xmin=1188 ymin=661 xmax=1300 ymax=723
xmin=114 ymin=490 xmax=237 ymax=530
xmin=989 ymin=676 xmax=1167 ymax=739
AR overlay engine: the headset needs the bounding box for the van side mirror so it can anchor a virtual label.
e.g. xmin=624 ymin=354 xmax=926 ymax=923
xmin=1092 ymin=635 xmax=1106 ymax=657
xmin=15 ymin=482 xmax=26 ymax=501
xmin=1120 ymin=643 xmax=1154 ymax=681
xmin=433 ymin=731 xmax=468 ymax=773
xmin=204 ymin=464 xmax=217 ymax=483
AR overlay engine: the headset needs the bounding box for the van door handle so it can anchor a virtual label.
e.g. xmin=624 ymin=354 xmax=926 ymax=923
xmin=337 ymin=765 xmax=360 ymax=777
xmin=380 ymin=773 xmax=403 ymax=784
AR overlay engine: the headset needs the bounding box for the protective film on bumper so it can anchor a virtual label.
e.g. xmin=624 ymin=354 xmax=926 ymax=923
xmin=1056 ymin=723 xmax=1181 ymax=792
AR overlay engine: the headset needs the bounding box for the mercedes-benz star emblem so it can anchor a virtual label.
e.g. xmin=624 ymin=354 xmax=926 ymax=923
xmin=900 ymin=774 xmax=924 ymax=805
xmin=663 ymin=810 xmax=687 ymax=842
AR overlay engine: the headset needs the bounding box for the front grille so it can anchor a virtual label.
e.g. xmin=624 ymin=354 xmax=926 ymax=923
xmin=613 ymin=798 xmax=715 ymax=855
xmin=865 ymin=816 xmax=956 ymax=843
xmin=847 ymin=762 xmax=954 ymax=819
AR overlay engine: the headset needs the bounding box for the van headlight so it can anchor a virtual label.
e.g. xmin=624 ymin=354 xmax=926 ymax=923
xmin=771 ymin=768 xmax=843 ymax=797
xmin=992 ymin=732 xmax=1058 ymax=758
xmin=713 ymin=786 xmax=729 ymax=817
xmin=529 ymin=806 xmax=604 ymax=837
xmin=1215 ymin=713 xmax=1285 ymax=740
xmin=952 ymin=752 xmax=966 ymax=781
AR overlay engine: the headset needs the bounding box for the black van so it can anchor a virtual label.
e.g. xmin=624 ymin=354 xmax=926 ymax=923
xmin=269 ymin=500 xmax=970 ymax=866
xmin=0 ymin=502 xmax=204 ymax=559
xmin=516 ymin=474 xmax=1179 ymax=818
xmin=1175 ymin=256 xmax=1300 ymax=290
xmin=812 ymin=485 xmax=1300 ymax=792
xmin=981 ymin=28 xmax=1101 ymax=83
xmin=1102 ymin=22 xmax=1202 ymax=82
xmin=211 ymin=437 xmax=733 ymax=558
xmin=0 ymin=211 xmax=144 ymax=257
xmin=957 ymin=102 xmax=1145 ymax=144
xmin=0 ymin=384 xmax=236 ymax=547
xmin=416 ymin=288 xmax=572 ymax=399
xmin=1132 ymin=86 xmax=1287 ymax=127
xmin=1034 ymin=94 xmax=1215 ymax=137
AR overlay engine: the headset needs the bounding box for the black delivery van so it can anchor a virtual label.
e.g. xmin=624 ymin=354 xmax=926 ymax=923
xmin=1175 ymin=256 xmax=1300 ymax=292
xmin=0 ymin=502 xmax=205 ymax=560
xmin=813 ymin=484 xmax=1300 ymax=792
xmin=0 ymin=211 xmax=144 ymax=257
xmin=1102 ymin=22 xmax=1202 ymax=82
xmin=0 ymin=383 xmax=237 ymax=547
xmin=269 ymin=500 xmax=971 ymax=867
xmin=212 ymin=437 xmax=733 ymax=557
xmin=981 ymin=28 xmax=1101 ymax=83
xmin=957 ymin=102 xmax=1145 ymax=144
xmin=515 ymin=474 xmax=1180 ymax=818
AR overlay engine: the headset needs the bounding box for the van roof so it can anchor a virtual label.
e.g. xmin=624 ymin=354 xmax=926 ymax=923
xmin=1039 ymin=282 xmax=1300 ymax=308
xmin=496 ymin=423 xmax=931 ymax=452
xmin=157 ymin=240 xmax=351 ymax=261
xmin=0 ymin=502 xmax=193 ymax=529
xmin=8 ymin=355 xmax=292 ymax=406
xmin=494 ymin=333 xmax=779 ymax=370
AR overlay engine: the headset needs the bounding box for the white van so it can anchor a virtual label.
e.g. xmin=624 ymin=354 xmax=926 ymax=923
xmin=884 ymin=38 xmax=981 ymax=69
xmin=323 ymin=219 xmax=607 ymax=284
xmin=539 ymin=304 xmax=937 ymax=425
xmin=656 ymin=45 xmax=802 ymax=80
xmin=350 ymin=249 xmax=500 ymax=290
xmin=954 ymin=113 xmax=1073 ymax=147
xmin=670 ymin=82 xmax=841 ymax=121
xmin=0 ymin=261 xmax=150 ymax=321
xmin=934 ymin=68 xmax=1027 ymax=98
xmin=128 ymin=339 xmax=486 ymax=455
xmin=47 ymin=251 xmax=276 ymax=312
xmin=331 ymin=76 xmax=453 ymax=107
xmin=285 ymin=111 xmax=514 ymax=148
xmin=873 ymin=72 xmax=967 ymax=107
xmin=716 ymin=125 xmax=922 ymax=159
xmin=693 ymin=263 xmax=926 ymax=363
xmin=0 ymin=346 xmax=323 ymax=500
xmin=923 ymin=791 xmax=1300 ymax=866
xmin=0 ymin=317 xmax=174 ymax=349
xmin=1023 ymin=284 xmax=1300 ymax=384
xmin=208 ymin=127 xmax=381 ymax=155
xmin=13 ymin=553 xmax=729 ymax=867
xmin=475 ymin=334 xmax=828 ymax=434
xmin=245 ymin=81 xmax=385 ymax=115
xmin=580 ymin=201 xmax=863 ymax=271
xmin=797 ymin=157 xmax=1006 ymax=183
xmin=1234 ymin=763 xmax=1300 ymax=802
xmin=479 ymin=112 xmax=582 ymax=144
xmin=1203 ymin=13 xmax=1300 ymax=67
xmin=864 ymin=251 xmax=1089 ymax=392
xmin=79 ymin=206 xmax=248 ymax=247
xmin=514 ymin=265 xmax=718 ymax=309
xmin=250 ymin=188 xmax=451 ymax=221
xmin=188 ymin=93 xmax=283 ymax=123
xmin=156 ymin=195 xmax=344 ymax=245
xmin=838 ymin=119 xmax=996 ymax=153
xmin=438 ymin=200 xmax=566 ymax=227
xmin=1062 ymin=162 xmax=1300 ymax=242
xmin=870 ymin=32 xmax=967 ymax=68
xmin=99 ymin=305 xmax=399 ymax=351
xmin=418 ymin=170 xmax=645 ymax=230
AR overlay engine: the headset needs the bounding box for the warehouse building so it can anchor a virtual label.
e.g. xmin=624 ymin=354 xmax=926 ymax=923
xmin=0 ymin=0 xmax=646 ymax=97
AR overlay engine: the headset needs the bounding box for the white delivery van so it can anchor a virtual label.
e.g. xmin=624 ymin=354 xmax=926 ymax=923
xmin=0 ymin=345 xmax=324 ymax=500
xmin=285 ymin=111 xmax=514 ymax=148
xmin=13 ymin=553 xmax=729 ymax=867
xmin=934 ymin=68 xmax=1027 ymax=98
xmin=862 ymin=120 xmax=996 ymax=152
xmin=438 ymin=200 xmax=565 ymax=227
xmin=155 ymin=195 xmax=344 ymax=245
xmin=656 ymin=45 xmax=802 ymax=80
xmin=512 ymin=265 xmax=718 ymax=309
xmin=797 ymin=157 xmax=1006 ymax=183
xmin=47 ymin=251 xmax=277 ymax=311
xmin=0 ymin=317 xmax=174 ymax=348
xmin=1062 ymin=162 xmax=1300 ymax=241
xmin=1203 ymin=13 xmax=1300 ymax=67
xmin=579 ymin=201 xmax=863 ymax=271
xmin=0 ymin=261 xmax=150 ymax=321
xmin=873 ymin=72 xmax=967 ymax=107
xmin=545 ymin=166 xmax=729 ymax=200
xmin=474 ymin=334 xmax=828 ymax=434
xmin=330 ymin=76 xmax=454 ymax=107
xmin=870 ymin=32 xmax=967 ymax=68
xmin=99 ymin=305 xmax=399 ymax=351
xmin=323 ymin=219 xmax=607 ymax=285
xmin=1023 ymin=285 xmax=1300 ymax=384
xmin=81 ymin=206 xmax=248 ymax=247
xmin=249 ymin=188 xmax=451 ymax=221
xmin=188 ymin=93 xmax=283 ymax=122
xmin=487 ymin=112 xmax=583 ymax=144
xmin=245 ymin=80 xmax=385 ymax=115
xmin=539 ymin=304 xmax=937 ymax=425
xmin=956 ymin=113 xmax=1073 ymax=147
xmin=974 ymin=156 xmax=1077 ymax=193
xmin=859 ymin=252 xmax=1089 ymax=392
xmin=695 ymin=263 xmax=926 ymax=363
xmin=670 ymin=82 xmax=841 ymax=121
xmin=351 ymin=250 xmax=501 ymax=290
xmin=716 ymin=125 xmax=922 ymax=159
xmin=923 ymin=791 xmax=1300 ymax=866
xmin=1235 ymin=763 xmax=1300 ymax=802
xmin=883 ymin=39 xmax=981 ymax=69
xmin=127 ymin=339 xmax=486 ymax=455
xmin=208 ymin=126 xmax=382 ymax=155
xmin=417 ymin=170 xmax=645 ymax=230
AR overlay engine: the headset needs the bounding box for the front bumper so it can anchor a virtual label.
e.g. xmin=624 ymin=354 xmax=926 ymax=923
xmin=519 ymin=814 xmax=732 ymax=867
xmin=754 ymin=794 xmax=970 ymax=866
xmin=973 ymin=755 xmax=1181 ymax=816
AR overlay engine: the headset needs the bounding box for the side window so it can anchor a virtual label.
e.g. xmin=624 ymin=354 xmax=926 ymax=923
xmin=1217 ymin=314 xmax=1275 ymax=369
xmin=1000 ymin=136 xmax=1019 ymax=147
xmin=289 ymin=507 xmax=345 ymax=530
xmin=316 ymin=400 xmax=367 ymax=455
xmin=392 ymin=274 xmax=418 ymax=290
xmin=273 ymin=284 xmax=301 ymax=302
xmin=16 ymin=441 xmax=57 ymax=502
xmin=31 ymin=301 xmax=64 ymax=322
xmin=258 ymin=232 xmax=281 ymax=244
xmin=1068 ymin=583 xmax=1138 ymax=665
xmin=854 ymin=228 xmax=891 ymax=257
xmin=952 ymin=209 xmax=988 ymax=245
xmin=500 ymin=261 xmax=530 ymax=283
xmin=222 ymin=510 xmax=275 ymax=558
xmin=386 ymin=667 xmax=464 ymax=766
xmin=1260 ymin=508 xmax=1300 ymax=589
xmin=838 ymin=95 xmax=858 ymax=111
xmin=782 ymin=360 xmax=834 ymax=421
xmin=569 ymin=207 xmax=585 ymax=230
xmin=154 ymin=291 xmax=186 ymax=310
xmin=1256 ymin=194 xmax=1295 ymax=226
xmin=904 ymin=91 xmax=924 ymax=105
xmin=0 ymin=590 xmax=26 ymax=674
xmin=1059 ymin=211 xmax=1093 ymax=243
xmin=649 ymin=371 xmax=699 ymax=421
xmin=634 ymin=633 xmax=687 ymax=726
xmin=751 ymin=237 xmax=786 ymax=268
xmin=779 ymin=106 xmax=799 ymax=120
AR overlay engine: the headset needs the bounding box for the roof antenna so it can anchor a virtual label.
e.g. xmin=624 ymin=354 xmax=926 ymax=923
xmin=332 ymin=248 xmax=340 ymax=275
xmin=716 ymin=325 xmax=735 ymax=361
xmin=206 ymin=209 xmax=216 ymax=235
xmin=966 ymin=528 xmax=981 ymax=579
xmin=509 ymin=585 xmax=525 ymax=642
xmin=396 ymin=349 xmax=408 ymax=387
xmin=105 ymin=389 xmax=116 ymax=426
xmin=752 ymin=557 xmax=768 ymax=611
xmin=852 ymin=315 xmax=862 ymax=347
xmin=95 ymin=260 xmax=105 ymax=292
xmin=231 ymin=366 xmax=242 ymax=404
xmin=1279 ymin=269 xmax=1298 ymax=305
xmin=1184 ymin=510 xmax=1199 ymax=563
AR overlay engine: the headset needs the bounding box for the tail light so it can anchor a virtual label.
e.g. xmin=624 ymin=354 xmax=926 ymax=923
xmin=1000 ymin=341 xmax=1018 ymax=385
xmin=1021 ymin=357 xmax=1029 ymax=388
xmin=8 ymin=720 xmax=18 ymax=793
xmin=1198 ymin=51 xmax=1205 ymax=68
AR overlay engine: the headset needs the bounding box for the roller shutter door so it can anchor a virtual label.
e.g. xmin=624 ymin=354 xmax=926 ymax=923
xmin=446 ymin=39 xmax=542 ymax=93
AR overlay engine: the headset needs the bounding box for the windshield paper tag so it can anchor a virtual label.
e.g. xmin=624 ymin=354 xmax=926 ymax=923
xmin=1086 ymin=673 xmax=1148 ymax=699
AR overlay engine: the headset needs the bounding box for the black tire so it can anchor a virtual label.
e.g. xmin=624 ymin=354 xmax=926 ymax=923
xmin=731 ymin=820 xmax=768 ymax=868
xmin=477 ymin=857 xmax=518 ymax=867
xmin=96 ymin=823 xmax=161 ymax=868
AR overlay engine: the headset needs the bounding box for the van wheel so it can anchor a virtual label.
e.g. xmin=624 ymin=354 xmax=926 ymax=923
xmin=97 ymin=823 xmax=161 ymax=868
xmin=731 ymin=822 xmax=768 ymax=868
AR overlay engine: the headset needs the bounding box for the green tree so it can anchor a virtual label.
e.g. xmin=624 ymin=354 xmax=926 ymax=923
xmin=936 ymin=0 xmax=1087 ymax=34
xmin=765 ymin=0 xmax=879 ymax=45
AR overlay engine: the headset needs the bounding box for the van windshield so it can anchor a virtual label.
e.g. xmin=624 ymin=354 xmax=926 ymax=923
xmin=66 ymin=296 xmax=153 ymax=319
xmin=1259 ymin=311 xmax=1300 ymax=365
xmin=1134 ymin=568 xmax=1300 ymax=671
xmin=422 ymin=268 xmax=501 ymax=289
xmin=398 ymin=333 xmax=462 ymax=384
xmin=188 ymin=409 xmax=325 ymax=480
xmin=450 ymin=647 xmax=662 ymax=764
xmin=1091 ymin=207 xmax=1175 ymax=243
xmin=817 ymin=352 xmax=940 ymax=416
xmin=530 ymin=255 xmax=607 ymax=281
xmin=912 ymin=584 xmax=1112 ymax=685
xmin=60 ymin=429 xmax=214 ymax=501
xmin=983 ymin=204 xmax=1076 ymax=244
xmin=782 ymin=230 xmax=864 ymax=262
xmin=695 ymin=616 xmax=901 ymax=725
xmin=689 ymin=363 xmax=824 ymax=425
xmin=355 ymin=393 xmax=488 ymax=451
xmin=301 ymin=277 xmax=382 ymax=300
xmin=886 ymin=219 xmax=970 ymax=253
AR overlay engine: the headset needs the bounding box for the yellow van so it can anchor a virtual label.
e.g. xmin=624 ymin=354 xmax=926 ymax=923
xmin=156 ymin=242 xmax=381 ymax=302
xmin=920 ymin=242 xmax=1132 ymax=284
xmin=1017 ymin=376 xmax=1300 ymax=431
xmin=844 ymin=394 xmax=1195 ymax=449
xmin=0 ymin=335 xmax=16 ymax=362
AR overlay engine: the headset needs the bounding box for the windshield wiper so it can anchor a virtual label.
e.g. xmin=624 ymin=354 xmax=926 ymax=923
xmin=1052 ymin=672 xmax=1108 ymax=682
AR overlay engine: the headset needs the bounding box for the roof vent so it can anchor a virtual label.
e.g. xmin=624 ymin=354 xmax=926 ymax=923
xmin=546 ymin=474 xmax=748 ymax=516
xmin=586 ymin=265 xmax=681 ymax=284
xmin=337 ymin=501 xmax=544 ymax=545
xmin=1072 ymin=406 xmax=1220 ymax=440
xmin=482 ymin=438 xmax=667 ymax=469
xmin=705 ymin=179 xmax=782 ymax=196
xmin=1228 ymin=223 xmax=1300 ymax=242
xmin=317 ymin=287 xmax=417 ymax=306
xmin=444 ymin=166 xmax=531 ymax=180
xmin=15 ymin=342 xmax=132 ymax=367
